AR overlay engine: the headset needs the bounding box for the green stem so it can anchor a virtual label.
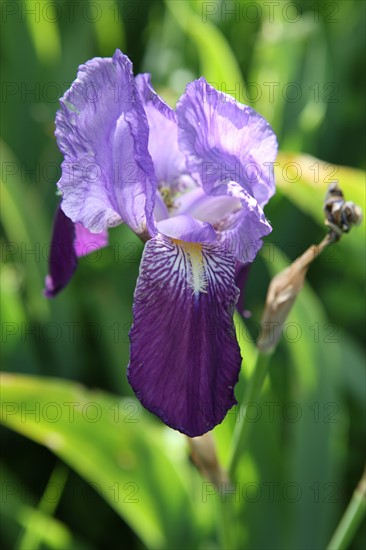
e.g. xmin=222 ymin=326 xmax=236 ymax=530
xmin=217 ymin=490 xmax=237 ymax=550
xmin=228 ymin=351 xmax=272 ymax=480
xmin=326 ymin=468 xmax=366 ymax=550
xmin=16 ymin=463 xmax=68 ymax=550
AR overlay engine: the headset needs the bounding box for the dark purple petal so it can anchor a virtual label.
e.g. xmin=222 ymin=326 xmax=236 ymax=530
xmin=56 ymin=50 xmax=156 ymax=237
xmin=128 ymin=235 xmax=242 ymax=437
xmin=44 ymin=207 xmax=108 ymax=297
xmin=235 ymin=263 xmax=251 ymax=317
xmin=157 ymin=214 xmax=216 ymax=243
xmin=135 ymin=74 xmax=195 ymax=193
xmin=44 ymin=207 xmax=77 ymax=298
xmin=177 ymin=78 xmax=278 ymax=206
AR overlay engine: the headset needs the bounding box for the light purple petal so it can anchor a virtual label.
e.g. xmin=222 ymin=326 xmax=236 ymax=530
xmin=177 ymin=77 xmax=278 ymax=206
xmin=44 ymin=207 xmax=108 ymax=298
xmin=154 ymin=191 xmax=169 ymax=222
xmin=56 ymin=49 xmax=156 ymax=237
xmin=173 ymin=186 xmax=241 ymax=224
xmin=74 ymin=222 xmax=108 ymax=257
xmin=215 ymin=182 xmax=272 ymax=263
xmin=128 ymin=235 xmax=242 ymax=437
xmin=135 ymin=74 xmax=195 ymax=193
xmin=157 ymin=214 xmax=216 ymax=243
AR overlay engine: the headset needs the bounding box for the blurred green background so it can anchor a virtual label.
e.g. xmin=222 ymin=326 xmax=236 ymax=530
xmin=1 ymin=1 xmax=365 ymax=549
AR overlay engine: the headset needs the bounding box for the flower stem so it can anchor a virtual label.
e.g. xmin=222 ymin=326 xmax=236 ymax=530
xmin=228 ymin=350 xmax=272 ymax=479
xmin=217 ymin=493 xmax=237 ymax=550
xmin=326 ymin=467 xmax=366 ymax=550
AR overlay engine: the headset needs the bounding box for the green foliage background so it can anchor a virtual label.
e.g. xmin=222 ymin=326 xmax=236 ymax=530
xmin=1 ymin=1 xmax=365 ymax=549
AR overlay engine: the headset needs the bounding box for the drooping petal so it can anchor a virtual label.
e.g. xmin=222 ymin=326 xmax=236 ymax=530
xmin=44 ymin=207 xmax=76 ymax=298
xmin=215 ymin=182 xmax=272 ymax=263
xmin=44 ymin=206 xmax=108 ymax=298
xmin=177 ymin=78 xmax=278 ymax=206
xmin=56 ymin=49 xmax=156 ymax=237
xmin=235 ymin=263 xmax=251 ymax=317
xmin=128 ymin=235 xmax=242 ymax=437
xmin=135 ymin=74 xmax=196 ymax=193
xmin=157 ymin=214 xmax=216 ymax=243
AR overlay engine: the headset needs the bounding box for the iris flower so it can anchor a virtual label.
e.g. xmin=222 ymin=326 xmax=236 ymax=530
xmin=45 ymin=50 xmax=277 ymax=437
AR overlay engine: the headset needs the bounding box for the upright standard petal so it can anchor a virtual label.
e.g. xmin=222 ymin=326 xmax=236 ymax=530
xmin=135 ymin=74 xmax=195 ymax=193
xmin=177 ymin=78 xmax=278 ymax=206
xmin=44 ymin=206 xmax=108 ymax=298
xmin=56 ymin=49 xmax=156 ymax=237
xmin=128 ymin=235 xmax=242 ymax=437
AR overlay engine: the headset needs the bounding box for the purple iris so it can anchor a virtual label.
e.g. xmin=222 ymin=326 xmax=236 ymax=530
xmin=45 ymin=50 xmax=277 ymax=437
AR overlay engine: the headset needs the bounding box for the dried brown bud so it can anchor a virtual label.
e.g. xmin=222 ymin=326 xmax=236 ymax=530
xmin=323 ymin=182 xmax=363 ymax=236
xmin=257 ymin=182 xmax=362 ymax=352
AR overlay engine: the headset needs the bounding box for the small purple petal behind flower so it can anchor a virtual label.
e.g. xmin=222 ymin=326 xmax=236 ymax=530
xmin=74 ymin=223 xmax=108 ymax=257
xmin=177 ymin=78 xmax=278 ymax=207
xmin=128 ymin=235 xmax=242 ymax=437
xmin=44 ymin=207 xmax=77 ymax=298
xmin=55 ymin=49 xmax=156 ymax=238
xmin=44 ymin=206 xmax=108 ymax=298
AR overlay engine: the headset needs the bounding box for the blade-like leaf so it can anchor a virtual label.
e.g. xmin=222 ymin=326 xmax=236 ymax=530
xmin=165 ymin=0 xmax=245 ymax=93
xmin=0 ymin=373 xmax=206 ymax=549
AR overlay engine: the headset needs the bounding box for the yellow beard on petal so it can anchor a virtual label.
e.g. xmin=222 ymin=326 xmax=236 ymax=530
xmin=172 ymin=240 xmax=208 ymax=295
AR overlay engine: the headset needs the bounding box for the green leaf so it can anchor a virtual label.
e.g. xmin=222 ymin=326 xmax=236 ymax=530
xmin=93 ymin=3 xmax=125 ymax=56
xmin=261 ymin=247 xmax=344 ymax=548
xmin=214 ymin=312 xmax=258 ymax=466
xmin=276 ymin=152 xmax=365 ymax=221
xmin=0 ymin=462 xmax=85 ymax=550
xmin=275 ymin=152 xmax=365 ymax=261
xmin=0 ymin=373 xmax=206 ymax=549
xmin=249 ymin=3 xmax=319 ymax=130
xmin=165 ymin=0 xmax=245 ymax=93
xmin=16 ymin=463 xmax=68 ymax=550
xmin=0 ymin=140 xmax=50 ymax=318
xmin=24 ymin=0 xmax=61 ymax=65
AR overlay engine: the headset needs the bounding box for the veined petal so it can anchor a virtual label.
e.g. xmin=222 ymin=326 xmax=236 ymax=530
xmin=44 ymin=206 xmax=108 ymax=297
xmin=56 ymin=49 xmax=156 ymax=237
xmin=135 ymin=74 xmax=195 ymax=193
xmin=128 ymin=235 xmax=242 ymax=437
xmin=177 ymin=78 xmax=278 ymax=206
